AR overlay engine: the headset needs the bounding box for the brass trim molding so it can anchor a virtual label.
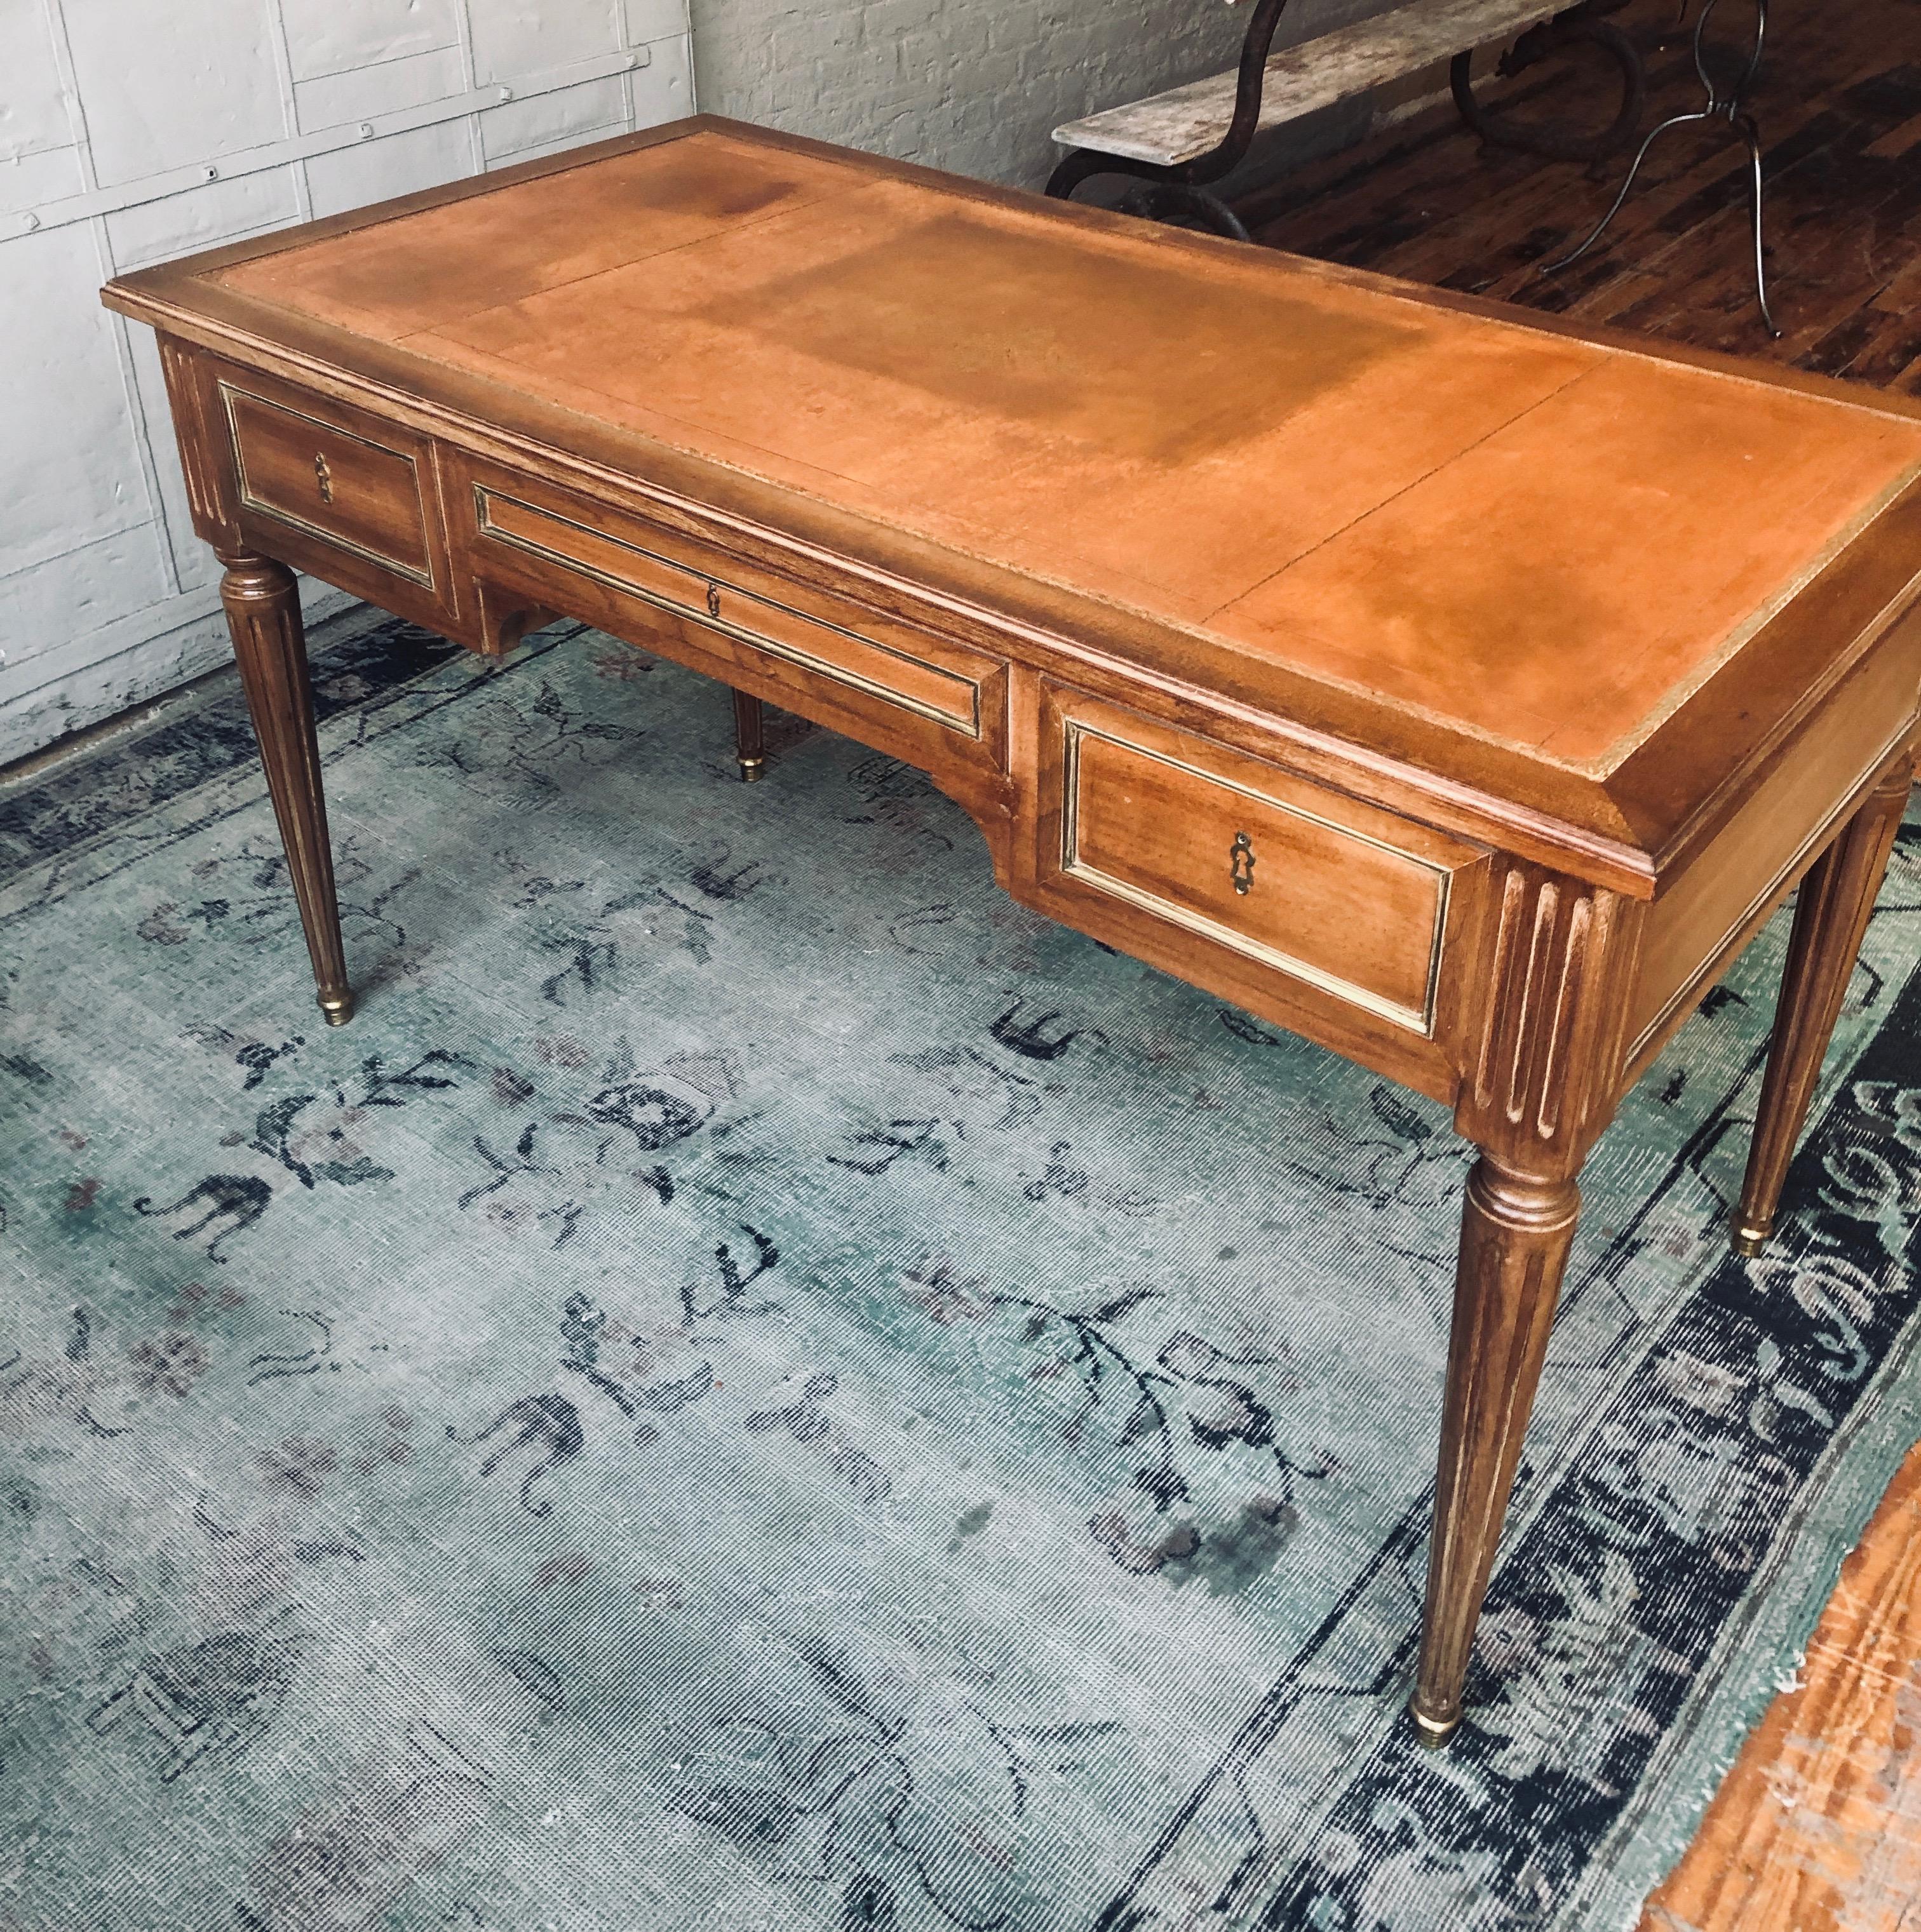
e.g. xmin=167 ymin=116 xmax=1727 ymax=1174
xmin=220 ymin=384 xmax=436 ymax=588
xmin=1060 ymin=719 xmax=1452 ymax=1035
xmin=474 ymin=485 xmax=983 ymax=738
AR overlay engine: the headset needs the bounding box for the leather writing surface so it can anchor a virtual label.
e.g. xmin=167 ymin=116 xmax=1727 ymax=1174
xmin=1217 ymin=356 xmax=1921 ymax=768
xmin=217 ymin=127 xmax=1921 ymax=768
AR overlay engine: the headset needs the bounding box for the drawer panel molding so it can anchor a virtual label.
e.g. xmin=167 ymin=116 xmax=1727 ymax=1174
xmin=474 ymin=484 xmax=985 ymax=737
xmin=1060 ymin=709 xmax=1474 ymax=1035
xmin=222 ymin=383 xmax=435 ymax=586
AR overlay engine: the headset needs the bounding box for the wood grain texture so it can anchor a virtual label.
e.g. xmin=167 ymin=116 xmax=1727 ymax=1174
xmin=1458 ymin=857 xmax=1643 ymax=1174
xmin=1414 ymin=1156 xmax=1582 ymax=1745
xmin=1238 ymin=0 xmax=1921 ymax=379
xmin=1062 ymin=698 xmax=1481 ymax=1032
xmin=471 ymin=478 xmax=990 ymax=737
xmin=158 ymin=337 xmax=235 ymax=547
xmin=1641 ymin=1446 xmax=1921 ymax=1932
xmin=1624 ymin=631 xmax=1921 ymax=1073
xmin=227 ymin=384 xmax=433 ymax=586
xmin=1026 ymin=680 xmax=1483 ymax=1106
xmin=1415 ymin=855 xmax=1644 ymax=1741
xmin=197 ymin=354 xmax=463 ymax=640
xmin=1230 ymin=1 xmax=1921 ymax=1891
xmin=731 ymin=687 xmax=767 ymax=782
xmin=452 ymin=446 xmax=1013 ymax=817
xmin=101 ymin=131 xmax=1921 ymax=884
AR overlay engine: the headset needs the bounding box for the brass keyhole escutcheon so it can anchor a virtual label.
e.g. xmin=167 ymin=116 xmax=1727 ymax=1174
xmin=313 ymin=452 xmax=334 ymax=504
xmin=1230 ymin=830 xmax=1255 ymax=896
xmin=706 ymin=582 xmax=722 ymax=619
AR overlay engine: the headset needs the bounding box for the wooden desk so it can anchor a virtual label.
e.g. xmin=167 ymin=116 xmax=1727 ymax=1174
xmin=101 ymin=116 xmax=1921 ymax=1748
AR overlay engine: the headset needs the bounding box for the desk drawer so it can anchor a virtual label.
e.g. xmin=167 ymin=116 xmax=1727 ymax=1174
xmin=471 ymin=480 xmax=994 ymax=741
xmin=1049 ymin=692 xmax=1481 ymax=1036
xmin=222 ymin=380 xmax=436 ymax=587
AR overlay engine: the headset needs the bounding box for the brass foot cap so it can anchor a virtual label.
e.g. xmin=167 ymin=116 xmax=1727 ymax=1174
xmin=1730 ymin=1212 xmax=1772 ymax=1259
xmin=738 ymin=758 xmax=767 ymax=784
xmin=1408 ymin=1701 xmax=1459 ymax=1750
xmin=318 ymin=988 xmax=356 ymax=1027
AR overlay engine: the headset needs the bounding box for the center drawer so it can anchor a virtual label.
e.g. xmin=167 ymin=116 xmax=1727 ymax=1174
xmin=1046 ymin=690 xmax=1484 ymax=1036
xmin=466 ymin=473 xmax=1002 ymax=748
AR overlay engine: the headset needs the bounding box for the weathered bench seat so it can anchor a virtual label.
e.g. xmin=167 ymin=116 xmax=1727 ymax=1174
xmin=1044 ymin=0 xmax=1644 ymax=243
xmin=1053 ymin=0 xmax=1571 ymax=166
xmin=1059 ymin=0 xmax=1561 ymax=167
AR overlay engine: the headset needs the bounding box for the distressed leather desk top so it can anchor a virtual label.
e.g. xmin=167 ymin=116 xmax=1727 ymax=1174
xmin=118 ymin=123 xmax=1921 ymax=866
xmin=223 ymin=137 xmax=1921 ymax=760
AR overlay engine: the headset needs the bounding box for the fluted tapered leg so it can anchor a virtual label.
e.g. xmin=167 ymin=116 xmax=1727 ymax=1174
xmin=732 ymin=688 xmax=766 ymax=783
xmin=1412 ymin=1157 xmax=1581 ymax=1746
xmin=1732 ymin=757 xmax=1913 ymax=1256
xmin=218 ymin=550 xmax=353 ymax=1025
xmin=1419 ymin=858 xmax=1643 ymax=1745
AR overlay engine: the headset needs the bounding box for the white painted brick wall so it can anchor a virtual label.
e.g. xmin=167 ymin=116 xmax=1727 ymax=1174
xmin=688 ymin=0 xmax=1410 ymax=190
xmin=0 ymin=0 xmax=694 ymax=766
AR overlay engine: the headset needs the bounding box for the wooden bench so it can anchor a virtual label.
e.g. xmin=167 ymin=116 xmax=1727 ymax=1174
xmin=1047 ymin=0 xmax=1644 ymax=240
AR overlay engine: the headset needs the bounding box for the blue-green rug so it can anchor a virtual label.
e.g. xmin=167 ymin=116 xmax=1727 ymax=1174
xmin=4 ymin=613 xmax=1920 ymax=1932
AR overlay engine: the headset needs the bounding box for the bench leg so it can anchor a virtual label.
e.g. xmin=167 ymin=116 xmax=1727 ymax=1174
xmin=1448 ymin=10 xmax=1645 ymax=166
xmin=1118 ymin=182 xmax=1250 ymax=243
xmin=1045 ymin=152 xmax=1250 ymax=244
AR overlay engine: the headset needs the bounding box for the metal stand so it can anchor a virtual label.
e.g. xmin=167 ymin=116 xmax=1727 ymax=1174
xmin=1542 ymin=0 xmax=1779 ymax=335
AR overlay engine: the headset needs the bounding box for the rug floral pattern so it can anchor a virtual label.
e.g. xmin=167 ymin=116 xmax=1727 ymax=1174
xmin=3 ymin=616 xmax=1919 ymax=1932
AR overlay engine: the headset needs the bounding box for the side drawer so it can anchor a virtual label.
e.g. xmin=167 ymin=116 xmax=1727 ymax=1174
xmin=218 ymin=375 xmax=443 ymax=594
xmin=459 ymin=463 xmax=1008 ymax=771
xmin=1042 ymin=688 xmax=1485 ymax=1039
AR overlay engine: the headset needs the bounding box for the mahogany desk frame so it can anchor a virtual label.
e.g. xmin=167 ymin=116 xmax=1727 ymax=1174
xmin=102 ymin=116 xmax=1921 ymax=1748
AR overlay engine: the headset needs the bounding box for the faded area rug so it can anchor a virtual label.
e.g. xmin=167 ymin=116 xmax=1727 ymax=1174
xmin=4 ymin=613 xmax=1921 ymax=1932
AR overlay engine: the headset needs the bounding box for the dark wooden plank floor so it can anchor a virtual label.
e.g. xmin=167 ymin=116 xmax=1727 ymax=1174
xmin=1241 ymin=0 xmax=1921 ymax=382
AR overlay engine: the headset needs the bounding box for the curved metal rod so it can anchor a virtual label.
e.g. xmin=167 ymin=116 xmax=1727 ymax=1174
xmin=1728 ymin=0 xmax=1767 ymax=109
xmin=1448 ymin=16 xmax=1646 ymax=166
xmin=1195 ymin=0 xmax=1295 ymax=185
xmin=1738 ymin=112 xmax=1781 ymax=335
xmin=1126 ymin=182 xmax=1253 ymax=241
xmin=1689 ymin=0 xmax=1723 ymax=97
xmin=1689 ymin=0 xmax=1768 ymax=109
xmin=1541 ymin=109 xmax=1716 ymax=272
xmin=1044 ymin=145 xmax=1122 ymax=202
xmin=1542 ymin=0 xmax=1775 ymax=330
